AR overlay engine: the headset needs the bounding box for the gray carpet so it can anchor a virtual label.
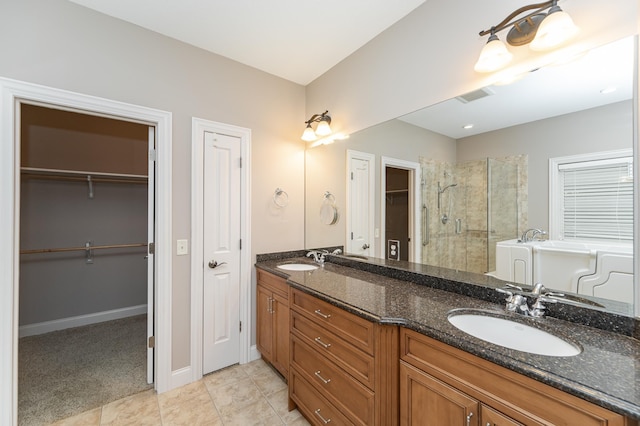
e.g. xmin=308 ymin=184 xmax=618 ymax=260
xmin=18 ymin=315 xmax=152 ymax=425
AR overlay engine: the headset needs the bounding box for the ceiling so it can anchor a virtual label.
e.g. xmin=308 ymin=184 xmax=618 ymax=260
xmin=399 ymin=36 xmax=634 ymax=139
xmin=68 ymin=0 xmax=426 ymax=85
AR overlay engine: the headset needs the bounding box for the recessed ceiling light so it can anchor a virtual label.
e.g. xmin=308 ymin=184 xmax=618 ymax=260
xmin=463 ymin=124 xmax=474 ymax=129
xmin=600 ymin=86 xmax=617 ymax=94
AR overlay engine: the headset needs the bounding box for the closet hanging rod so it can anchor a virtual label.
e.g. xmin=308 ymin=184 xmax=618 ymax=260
xmin=21 ymin=167 xmax=148 ymax=181
xmin=21 ymin=174 xmax=147 ymax=185
xmin=20 ymin=242 xmax=148 ymax=255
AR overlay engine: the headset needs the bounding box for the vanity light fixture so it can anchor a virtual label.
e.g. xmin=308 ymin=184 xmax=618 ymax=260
xmin=475 ymin=0 xmax=578 ymax=73
xmin=301 ymin=110 xmax=332 ymax=141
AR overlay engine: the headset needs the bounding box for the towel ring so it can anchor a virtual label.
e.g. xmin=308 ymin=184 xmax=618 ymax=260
xmin=273 ymin=188 xmax=289 ymax=208
xmin=320 ymin=191 xmax=339 ymax=225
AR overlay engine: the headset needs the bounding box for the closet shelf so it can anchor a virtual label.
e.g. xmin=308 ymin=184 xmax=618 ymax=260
xmin=20 ymin=167 xmax=148 ymax=184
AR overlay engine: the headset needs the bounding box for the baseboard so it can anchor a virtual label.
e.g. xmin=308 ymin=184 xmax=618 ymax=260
xmin=168 ymin=366 xmax=193 ymax=393
xmin=19 ymin=304 xmax=148 ymax=338
xmin=249 ymin=345 xmax=261 ymax=362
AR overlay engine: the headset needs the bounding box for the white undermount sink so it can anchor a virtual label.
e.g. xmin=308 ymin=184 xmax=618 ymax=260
xmin=277 ymin=263 xmax=318 ymax=271
xmin=447 ymin=310 xmax=582 ymax=357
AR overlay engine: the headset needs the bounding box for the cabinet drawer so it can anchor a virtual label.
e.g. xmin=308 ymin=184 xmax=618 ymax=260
xmin=291 ymin=288 xmax=374 ymax=355
xmin=291 ymin=335 xmax=374 ymax=425
xmin=291 ymin=309 xmax=375 ymax=389
xmin=291 ymin=368 xmax=354 ymax=426
xmin=257 ymin=269 xmax=289 ymax=298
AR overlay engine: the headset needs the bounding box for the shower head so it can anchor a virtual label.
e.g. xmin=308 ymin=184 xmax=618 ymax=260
xmin=438 ymin=182 xmax=458 ymax=194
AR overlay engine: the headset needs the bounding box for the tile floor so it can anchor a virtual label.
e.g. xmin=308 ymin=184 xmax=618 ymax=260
xmin=50 ymin=359 xmax=310 ymax=426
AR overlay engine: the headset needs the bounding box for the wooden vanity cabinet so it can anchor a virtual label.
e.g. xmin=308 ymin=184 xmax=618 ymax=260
xmin=289 ymin=288 xmax=399 ymax=425
xmin=400 ymin=328 xmax=634 ymax=426
xmin=256 ymin=270 xmax=289 ymax=378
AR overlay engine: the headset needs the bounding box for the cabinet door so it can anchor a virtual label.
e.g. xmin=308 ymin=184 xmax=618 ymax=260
xmin=271 ymin=291 xmax=289 ymax=377
xmin=401 ymin=361 xmax=478 ymax=426
xmin=481 ymin=405 xmax=523 ymax=426
xmin=256 ymin=284 xmax=273 ymax=361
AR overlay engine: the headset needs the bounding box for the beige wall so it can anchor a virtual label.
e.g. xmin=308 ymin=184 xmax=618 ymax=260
xmin=1 ymin=0 xmax=306 ymax=371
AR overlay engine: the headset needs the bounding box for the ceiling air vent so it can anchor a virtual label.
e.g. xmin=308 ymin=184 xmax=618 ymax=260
xmin=455 ymin=87 xmax=495 ymax=104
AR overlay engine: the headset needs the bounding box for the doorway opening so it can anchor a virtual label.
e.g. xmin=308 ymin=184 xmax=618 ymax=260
xmin=17 ymin=104 xmax=155 ymax=424
xmin=380 ymin=157 xmax=421 ymax=262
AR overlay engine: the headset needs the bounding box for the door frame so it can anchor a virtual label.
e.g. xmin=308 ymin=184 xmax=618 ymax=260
xmin=190 ymin=118 xmax=251 ymax=380
xmin=0 ymin=78 xmax=173 ymax=426
xmin=380 ymin=156 xmax=421 ymax=262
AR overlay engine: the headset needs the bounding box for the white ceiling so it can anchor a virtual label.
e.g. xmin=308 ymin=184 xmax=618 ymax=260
xmin=68 ymin=0 xmax=426 ymax=85
xmin=399 ymin=37 xmax=634 ymax=139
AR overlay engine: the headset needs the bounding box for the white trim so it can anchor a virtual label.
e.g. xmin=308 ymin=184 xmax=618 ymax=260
xmin=380 ymin=157 xmax=422 ymax=262
xmin=250 ymin=345 xmax=261 ymax=362
xmin=191 ymin=117 xmax=251 ymax=382
xmin=169 ymin=366 xmax=194 ymax=390
xmin=0 ymin=77 xmax=173 ymax=426
xmin=548 ymin=149 xmax=633 ymax=240
xmin=633 ymin=34 xmax=639 ymax=318
xmin=18 ymin=305 xmax=148 ymax=338
xmin=346 ymin=150 xmax=376 ymax=256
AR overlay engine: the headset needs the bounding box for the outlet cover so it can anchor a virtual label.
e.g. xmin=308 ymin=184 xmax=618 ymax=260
xmin=176 ymin=239 xmax=188 ymax=255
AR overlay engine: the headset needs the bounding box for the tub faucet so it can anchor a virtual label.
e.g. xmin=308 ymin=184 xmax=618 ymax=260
xmin=520 ymin=228 xmax=547 ymax=243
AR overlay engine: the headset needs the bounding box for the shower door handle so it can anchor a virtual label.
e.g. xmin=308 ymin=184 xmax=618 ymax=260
xmin=422 ymin=205 xmax=429 ymax=246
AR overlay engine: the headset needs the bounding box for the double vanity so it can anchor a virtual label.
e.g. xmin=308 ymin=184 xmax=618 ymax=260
xmin=256 ymin=251 xmax=640 ymax=425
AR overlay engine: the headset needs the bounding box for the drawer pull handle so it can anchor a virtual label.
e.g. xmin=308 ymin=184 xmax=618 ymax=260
xmin=314 ymin=337 xmax=331 ymax=348
xmin=314 ymin=370 xmax=331 ymax=384
xmin=466 ymin=412 xmax=473 ymax=426
xmin=314 ymin=408 xmax=331 ymax=424
xmin=314 ymin=309 xmax=331 ymax=319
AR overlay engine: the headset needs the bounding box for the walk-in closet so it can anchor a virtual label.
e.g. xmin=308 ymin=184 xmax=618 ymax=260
xmin=18 ymin=104 xmax=153 ymax=425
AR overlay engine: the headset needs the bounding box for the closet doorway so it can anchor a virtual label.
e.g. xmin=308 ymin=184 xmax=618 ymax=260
xmin=18 ymin=103 xmax=156 ymax=424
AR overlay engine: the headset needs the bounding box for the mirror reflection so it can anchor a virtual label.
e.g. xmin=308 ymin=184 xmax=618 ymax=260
xmin=305 ymin=36 xmax=635 ymax=315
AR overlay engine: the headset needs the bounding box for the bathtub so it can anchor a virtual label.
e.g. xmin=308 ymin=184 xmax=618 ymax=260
xmin=494 ymin=239 xmax=633 ymax=303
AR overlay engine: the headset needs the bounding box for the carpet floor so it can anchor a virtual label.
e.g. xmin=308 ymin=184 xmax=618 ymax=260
xmin=18 ymin=315 xmax=152 ymax=425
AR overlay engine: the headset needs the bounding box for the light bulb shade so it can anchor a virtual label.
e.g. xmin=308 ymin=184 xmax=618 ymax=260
xmin=315 ymin=119 xmax=332 ymax=136
xmin=301 ymin=125 xmax=317 ymax=141
xmin=474 ymin=35 xmax=513 ymax=73
xmin=530 ymin=8 xmax=578 ymax=51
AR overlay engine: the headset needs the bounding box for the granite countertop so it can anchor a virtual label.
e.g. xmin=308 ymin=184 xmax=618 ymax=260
xmin=256 ymin=256 xmax=640 ymax=420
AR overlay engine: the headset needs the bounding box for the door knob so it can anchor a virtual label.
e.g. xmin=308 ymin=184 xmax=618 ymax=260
xmin=208 ymin=260 xmax=227 ymax=269
xmin=362 ymin=243 xmax=370 ymax=250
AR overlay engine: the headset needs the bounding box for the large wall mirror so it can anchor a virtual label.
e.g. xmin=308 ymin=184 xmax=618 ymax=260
xmin=305 ymin=36 xmax=636 ymax=316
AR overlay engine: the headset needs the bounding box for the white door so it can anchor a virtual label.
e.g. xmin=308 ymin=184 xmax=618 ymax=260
xmin=203 ymin=131 xmax=241 ymax=374
xmin=347 ymin=150 xmax=375 ymax=256
xmin=146 ymin=127 xmax=156 ymax=384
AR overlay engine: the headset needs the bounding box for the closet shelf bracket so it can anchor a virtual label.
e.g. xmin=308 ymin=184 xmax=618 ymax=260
xmin=85 ymin=241 xmax=94 ymax=264
xmin=87 ymin=175 xmax=94 ymax=199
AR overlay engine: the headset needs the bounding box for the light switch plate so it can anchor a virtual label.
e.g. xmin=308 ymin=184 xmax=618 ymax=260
xmin=176 ymin=239 xmax=188 ymax=255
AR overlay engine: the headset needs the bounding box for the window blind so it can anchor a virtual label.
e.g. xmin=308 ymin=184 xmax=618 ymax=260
xmin=559 ymin=157 xmax=633 ymax=241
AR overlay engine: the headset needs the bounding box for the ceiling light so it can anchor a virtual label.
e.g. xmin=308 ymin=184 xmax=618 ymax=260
xmin=600 ymin=87 xmax=617 ymax=94
xmin=301 ymin=110 xmax=332 ymax=141
xmin=463 ymin=124 xmax=474 ymax=130
xmin=475 ymin=0 xmax=578 ymax=73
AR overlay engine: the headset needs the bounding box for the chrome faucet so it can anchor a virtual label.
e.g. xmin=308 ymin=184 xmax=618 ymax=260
xmin=520 ymin=228 xmax=547 ymax=243
xmin=496 ymin=285 xmax=557 ymax=317
xmin=306 ymin=250 xmax=324 ymax=264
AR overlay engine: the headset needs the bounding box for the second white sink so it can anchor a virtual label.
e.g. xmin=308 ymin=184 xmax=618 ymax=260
xmin=277 ymin=263 xmax=318 ymax=271
xmin=448 ymin=310 xmax=581 ymax=357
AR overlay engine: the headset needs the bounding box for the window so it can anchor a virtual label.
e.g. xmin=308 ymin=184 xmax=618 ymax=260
xmin=549 ymin=150 xmax=633 ymax=242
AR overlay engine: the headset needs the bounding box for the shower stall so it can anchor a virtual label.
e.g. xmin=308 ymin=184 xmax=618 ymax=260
xmin=420 ymin=155 xmax=527 ymax=274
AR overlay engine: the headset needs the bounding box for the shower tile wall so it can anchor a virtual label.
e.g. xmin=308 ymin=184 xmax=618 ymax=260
xmin=420 ymin=155 xmax=527 ymax=274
